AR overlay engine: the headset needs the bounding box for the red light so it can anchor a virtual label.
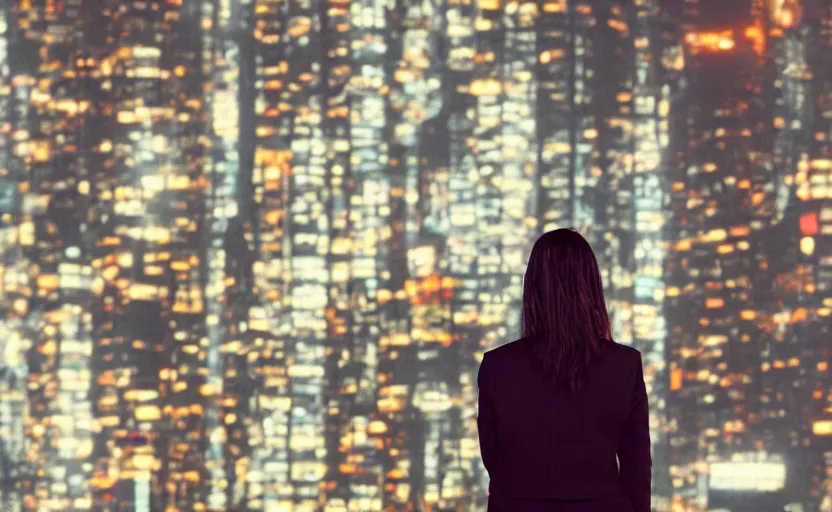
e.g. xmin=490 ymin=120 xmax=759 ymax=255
xmin=800 ymin=212 xmax=819 ymax=236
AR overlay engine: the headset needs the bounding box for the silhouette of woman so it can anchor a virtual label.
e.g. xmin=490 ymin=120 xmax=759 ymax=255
xmin=477 ymin=229 xmax=651 ymax=512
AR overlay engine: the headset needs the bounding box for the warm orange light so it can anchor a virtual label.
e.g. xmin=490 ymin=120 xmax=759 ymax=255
xmin=779 ymin=9 xmax=795 ymax=28
xmin=478 ymin=0 xmax=501 ymax=10
xmin=744 ymin=25 xmax=766 ymax=55
xmin=814 ymin=421 xmax=832 ymax=436
xmin=718 ymin=38 xmax=735 ymax=50
xmin=685 ymin=30 xmax=736 ymax=53
xmin=670 ymin=368 xmax=683 ymax=391
xmin=745 ymin=26 xmax=762 ymax=38
xmin=705 ymin=298 xmax=725 ymax=309
xmin=730 ymin=226 xmax=750 ymax=237
xmin=740 ymin=310 xmax=756 ymax=320
xmin=470 ymin=78 xmax=502 ymax=96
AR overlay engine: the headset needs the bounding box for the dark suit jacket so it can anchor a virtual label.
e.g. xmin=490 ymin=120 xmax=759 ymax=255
xmin=477 ymin=337 xmax=651 ymax=512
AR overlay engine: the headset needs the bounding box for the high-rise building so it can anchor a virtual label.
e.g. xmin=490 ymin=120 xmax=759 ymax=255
xmin=6 ymin=0 xmax=96 ymax=508
xmin=1 ymin=1 xmax=215 ymax=509
xmin=0 ymin=2 xmax=29 ymax=509
xmin=800 ymin=0 xmax=832 ymax=509
xmin=663 ymin=1 xmax=796 ymax=510
xmin=242 ymin=0 xmax=327 ymax=508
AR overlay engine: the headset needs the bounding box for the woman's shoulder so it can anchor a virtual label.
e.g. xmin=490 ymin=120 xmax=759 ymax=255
xmin=483 ymin=336 xmax=535 ymax=359
xmin=597 ymin=340 xmax=644 ymax=373
xmin=604 ymin=339 xmax=642 ymax=358
xmin=483 ymin=337 xmax=642 ymax=366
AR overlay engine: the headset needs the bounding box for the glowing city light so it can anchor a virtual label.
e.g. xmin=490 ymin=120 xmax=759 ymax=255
xmin=685 ymin=30 xmax=736 ymax=53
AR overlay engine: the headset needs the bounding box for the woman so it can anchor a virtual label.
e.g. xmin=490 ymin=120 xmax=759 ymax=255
xmin=477 ymin=229 xmax=651 ymax=512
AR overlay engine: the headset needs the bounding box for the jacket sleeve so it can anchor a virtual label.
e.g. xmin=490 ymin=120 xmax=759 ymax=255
xmin=618 ymin=351 xmax=652 ymax=512
xmin=477 ymin=352 xmax=501 ymax=477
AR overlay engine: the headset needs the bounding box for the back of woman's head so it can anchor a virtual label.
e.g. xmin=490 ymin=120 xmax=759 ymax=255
xmin=522 ymin=228 xmax=612 ymax=391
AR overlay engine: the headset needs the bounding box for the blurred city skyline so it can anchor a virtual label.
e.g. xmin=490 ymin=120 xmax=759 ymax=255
xmin=0 ymin=0 xmax=829 ymax=511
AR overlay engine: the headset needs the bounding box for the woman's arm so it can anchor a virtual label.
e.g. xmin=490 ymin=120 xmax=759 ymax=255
xmin=477 ymin=352 xmax=501 ymax=476
xmin=618 ymin=351 xmax=652 ymax=512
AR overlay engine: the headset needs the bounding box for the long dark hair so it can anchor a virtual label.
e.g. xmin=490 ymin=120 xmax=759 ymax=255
xmin=522 ymin=228 xmax=612 ymax=391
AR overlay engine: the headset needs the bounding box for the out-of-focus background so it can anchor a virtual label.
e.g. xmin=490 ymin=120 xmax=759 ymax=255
xmin=0 ymin=0 xmax=829 ymax=510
